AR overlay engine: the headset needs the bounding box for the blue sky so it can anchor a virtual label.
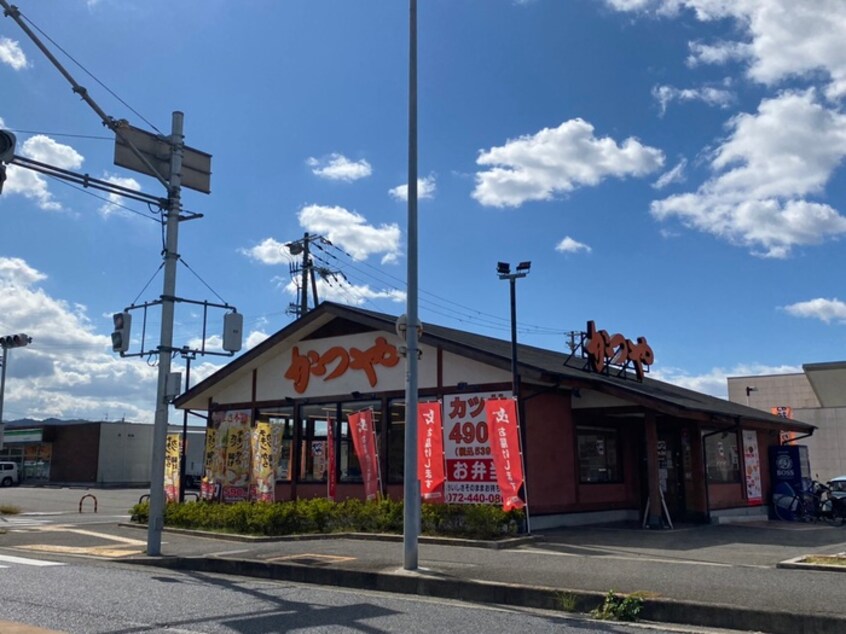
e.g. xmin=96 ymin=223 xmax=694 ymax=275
xmin=2 ymin=0 xmax=846 ymax=423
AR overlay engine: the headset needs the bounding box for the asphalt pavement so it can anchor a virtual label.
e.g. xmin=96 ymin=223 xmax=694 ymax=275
xmin=2 ymin=487 xmax=846 ymax=634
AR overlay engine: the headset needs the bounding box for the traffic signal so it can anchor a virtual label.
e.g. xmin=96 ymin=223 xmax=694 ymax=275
xmin=0 ymin=333 xmax=31 ymax=349
xmin=0 ymin=130 xmax=15 ymax=163
xmin=0 ymin=130 xmax=14 ymax=195
xmin=111 ymin=312 xmax=132 ymax=354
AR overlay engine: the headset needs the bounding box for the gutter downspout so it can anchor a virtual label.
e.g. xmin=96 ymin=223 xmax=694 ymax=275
xmin=701 ymin=418 xmax=741 ymax=524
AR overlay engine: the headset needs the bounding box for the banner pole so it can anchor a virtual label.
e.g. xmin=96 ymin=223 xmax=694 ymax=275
xmin=514 ymin=396 xmax=532 ymax=534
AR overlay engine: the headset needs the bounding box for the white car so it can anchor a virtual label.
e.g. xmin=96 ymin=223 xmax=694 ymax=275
xmin=0 ymin=461 xmax=19 ymax=487
xmin=828 ymin=476 xmax=846 ymax=500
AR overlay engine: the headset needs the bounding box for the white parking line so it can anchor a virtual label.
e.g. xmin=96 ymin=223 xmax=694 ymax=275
xmin=0 ymin=554 xmax=65 ymax=567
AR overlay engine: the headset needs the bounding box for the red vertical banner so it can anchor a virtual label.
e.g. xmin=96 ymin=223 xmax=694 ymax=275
xmin=348 ymin=409 xmax=381 ymax=501
xmin=484 ymin=398 xmax=526 ymax=512
xmin=327 ymin=416 xmax=336 ymax=501
xmin=418 ymin=401 xmax=446 ymax=503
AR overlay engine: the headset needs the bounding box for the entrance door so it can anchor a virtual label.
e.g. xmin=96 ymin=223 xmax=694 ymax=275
xmin=657 ymin=429 xmax=685 ymax=520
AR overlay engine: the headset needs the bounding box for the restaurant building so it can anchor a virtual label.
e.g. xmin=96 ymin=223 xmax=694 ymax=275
xmin=174 ymin=302 xmax=814 ymax=528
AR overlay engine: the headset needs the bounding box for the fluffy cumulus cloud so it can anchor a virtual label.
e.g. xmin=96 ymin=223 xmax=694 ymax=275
xmin=555 ymin=236 xmax=592 ymax=254
xmin=389 ymin=175 xmax=437 ymax=201
xmin=307 ymin=153 xmax=372 ymax=182
xmin=652 ymin=84 xmax=734 ymax=114
xmin=652 ymin=362 xmax=803 ymax=398
xmin=783 ymin=298 xmax=846 ymax=324
xmin=3 ymin=134 xmax=84 ymax=211
xmin=472 ymin=119 xmax=664 ymax=208
xmin=609 ymin=0 xmax=846 ymax=100
xmin=651 ymin=91 xmax=846 ymax=257
xmin=240 ymin=237 xmax=293 ymax=265
xmin=298 ymin=204 xmax=401 ymax=264
xmin=0 ymin=257 xmax=158 ymax=422
xmin=99 ymin=173 xmax=142 ymax=217
xmin=0 ymin=36 xmax=27 ymax=70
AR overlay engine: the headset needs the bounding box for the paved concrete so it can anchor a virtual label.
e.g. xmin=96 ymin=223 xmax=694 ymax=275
xmin=3 ymin=488 xmax=846 ymax=633
xmin=115 ymin=520 xmax=846 ymax=634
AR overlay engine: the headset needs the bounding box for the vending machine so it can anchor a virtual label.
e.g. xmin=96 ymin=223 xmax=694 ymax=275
xmin=769 ymin=445 xmax=811 ymax=520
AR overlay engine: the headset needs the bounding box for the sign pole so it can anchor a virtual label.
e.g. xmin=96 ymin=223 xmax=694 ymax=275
xmin=147 ymin=111 xmax=184 ymax=556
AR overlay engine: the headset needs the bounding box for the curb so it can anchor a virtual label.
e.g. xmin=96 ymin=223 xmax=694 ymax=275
xmin=777 ymin=555 xmax=846 ymax=573
xmin=118 ymin=523 xmax=534 ymax=549
xmin=125 ymin=555 xmax=846 ymax=634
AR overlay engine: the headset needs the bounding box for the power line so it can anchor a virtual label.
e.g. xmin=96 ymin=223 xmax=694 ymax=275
xmin=21 ymin=13 xmax=164 ymax=135
xmin=49 ymin=176 xmax=163 ymax=222
xmin=8 ymin=128 xmax=112 ymax=141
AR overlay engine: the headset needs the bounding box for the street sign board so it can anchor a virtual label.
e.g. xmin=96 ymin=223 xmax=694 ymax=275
xmin=113 ymin=125 xmax=212 ymax=194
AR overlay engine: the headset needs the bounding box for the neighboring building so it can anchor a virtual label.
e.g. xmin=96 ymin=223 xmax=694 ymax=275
xmin=0 ymin=421 xmax=205 ymax=487
xmin=175 ymin=302 xmax=811 ymax=528
xmin=728 ymin=365 xmax=846 ymax=482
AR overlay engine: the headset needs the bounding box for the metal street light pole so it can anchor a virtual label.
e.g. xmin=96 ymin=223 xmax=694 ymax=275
xmin=497 ymin=262 xmax=531 ymax=532
xmin=402 ymin=0 xmax=420 ymax=572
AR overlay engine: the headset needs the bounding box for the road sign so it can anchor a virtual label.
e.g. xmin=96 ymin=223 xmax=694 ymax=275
xmin=113 ymin=124 xmax=212 ymax=194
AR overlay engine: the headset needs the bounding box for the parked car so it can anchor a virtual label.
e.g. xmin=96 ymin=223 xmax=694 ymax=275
xmin=828 ymin=476 xmax=846 ymax=500
xmin=0 ymin=461 xmax=19 ymax=486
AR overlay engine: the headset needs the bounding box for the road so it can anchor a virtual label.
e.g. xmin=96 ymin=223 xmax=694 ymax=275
xmin=0 ymin=550 xmax=716 ymax=634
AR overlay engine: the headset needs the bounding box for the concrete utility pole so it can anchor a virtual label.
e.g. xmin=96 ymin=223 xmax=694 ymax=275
xmin=402 ymin=0 xmax=420 ymax=572
xmin=147 ymin=111 xmax=184 ymax=556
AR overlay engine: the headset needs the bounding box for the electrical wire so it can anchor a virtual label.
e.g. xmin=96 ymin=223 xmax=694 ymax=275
xmin=49 ymin=177 xmax=163 ymax=223
xmin=130 ymin=263 xmax=165 ymax=306
xmin=8 ymin=128 xmax=112 ymax=141
xmin=21 ymin=13 xmax=164 ymax=135
xmin=178 ymin=258 xmax=229 ymax=305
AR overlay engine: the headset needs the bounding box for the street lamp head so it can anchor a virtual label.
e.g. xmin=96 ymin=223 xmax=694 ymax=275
xmin=496 ymin=262 xmax=510 ymax=275
xmin=516 ymin=261 xmax=531 ymax=273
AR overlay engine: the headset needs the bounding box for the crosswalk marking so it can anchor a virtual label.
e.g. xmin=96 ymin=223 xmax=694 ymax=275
xmin=0 ymin=554 xmax=65 ymax=567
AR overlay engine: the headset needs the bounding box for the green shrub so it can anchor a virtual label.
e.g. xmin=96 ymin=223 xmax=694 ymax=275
xmin=590 ymin=590 xmax=644 ymax=622
xmin=129 ymin=498 xmax=522 ymax=540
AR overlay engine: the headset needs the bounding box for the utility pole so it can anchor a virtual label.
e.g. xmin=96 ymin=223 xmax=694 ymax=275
xmin=300 ymin=233 xmax=310 ymax=317
xmin=147 ymin=111 xmax=184 ymax=556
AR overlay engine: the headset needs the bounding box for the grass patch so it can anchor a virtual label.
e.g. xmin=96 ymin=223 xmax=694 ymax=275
xmin=802 ymin=555 xmax=846 ymax=567
xmin=0 ymin=504 xmax=21 ymax=515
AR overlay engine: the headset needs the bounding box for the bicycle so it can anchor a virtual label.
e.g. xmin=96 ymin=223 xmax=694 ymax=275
xmin=772 ymin=481 xmax=846 ymax=526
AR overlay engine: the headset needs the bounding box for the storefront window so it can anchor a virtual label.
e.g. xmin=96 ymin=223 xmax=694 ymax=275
xmin=577 ymin=426 xmax=621 ymax=483
xmin=703 ymin=430 xmax=741 ymax=483
xmin=299 ymin=404 xmax=332 ymax=482
xmin=256 ymin=408 xmax=294 ymax=481
xmin=340 ymin=401 xmax=381 ymax=483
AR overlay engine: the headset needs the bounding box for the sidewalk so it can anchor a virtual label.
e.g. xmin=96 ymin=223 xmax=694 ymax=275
xmin=121 ymin=520 xmax=846 ymax=634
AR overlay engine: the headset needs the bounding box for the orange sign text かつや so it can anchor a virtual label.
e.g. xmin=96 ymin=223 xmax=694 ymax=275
xmin=284 ymin=336 xmax=400 ymax=394
xmin=584 ymin=320 xmax=654 ymax=381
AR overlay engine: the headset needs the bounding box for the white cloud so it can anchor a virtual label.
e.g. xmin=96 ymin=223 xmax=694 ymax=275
xmin=651 ymin=363 xmax=803 ymax=399
xmin=0 ymin=257 xmax=157 ymax=422
xmin=0 ymin=36 xmax=28 ymax=71
xmin=307 ymin=153 xmax=372 ymax=182
xmin=389 ymin=175 xmax=437 ymax=201
xmin=240 ymin=238 xmax=294 ymax=265
xmin=2 ymin=135 xmax=84 ymax=211
xmin=651 ymin=91 xmax=846 ymax=257
xmin=298 ymin=204 xmax=401 ymax=264
xmin=610 ymin=1 xmax=846 ymax=100
xmin=653 ymin=159 xmax=687 ymax=189
xmin=555 ymin=236 xmax=592 ymax=254
xmin=281 ymin=276 xmax=405 ymax=307
xmin=472 ymin=118 xmax=664 ymax=208
xmin=99 ymin=174 xmax=142 ymax=217
xmin=783 ymin=298 xmax=846 ymax=324
xmin=246 ymin=330 xmax=270 ymax=349
xmin=652 ymin=84 xmax=734 ymax=115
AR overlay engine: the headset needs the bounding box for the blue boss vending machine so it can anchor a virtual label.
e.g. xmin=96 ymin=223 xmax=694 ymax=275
xmin=769 ymin=445 xmax=811 ymax=520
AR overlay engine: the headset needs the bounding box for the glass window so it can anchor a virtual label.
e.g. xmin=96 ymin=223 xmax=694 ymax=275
xmin=339 ymin=401 xmax=381 ymax=483
xmin=703 ymin=430 xmax=741 ymax=483
xmin=577 ymin=426 xmax=622 ymax=483
xmin=256 ymin=408 xmax=294 ymax=481
xmin=299 ymin=404 xmax=334 ymax=482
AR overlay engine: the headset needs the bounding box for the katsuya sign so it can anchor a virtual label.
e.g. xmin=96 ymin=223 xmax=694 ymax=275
xmin=284 ymin=336 xmax=400 ymax=394
xmin=583 ymin=320 xmax=654 ymax=382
